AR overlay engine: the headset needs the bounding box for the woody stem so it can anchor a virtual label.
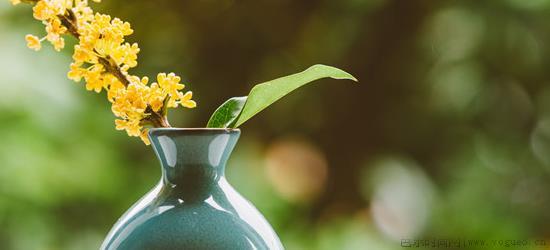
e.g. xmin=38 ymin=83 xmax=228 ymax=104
xmin=148 ymin=109 xmax=171 ymax=127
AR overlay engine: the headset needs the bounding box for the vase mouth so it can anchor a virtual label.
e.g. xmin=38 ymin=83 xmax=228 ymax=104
xmin=149 ymin=127 xmax=240 ymax=136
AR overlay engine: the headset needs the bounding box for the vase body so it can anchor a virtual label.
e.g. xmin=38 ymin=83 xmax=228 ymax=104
xmin=101 ymin=128 xmax=283 ymax=250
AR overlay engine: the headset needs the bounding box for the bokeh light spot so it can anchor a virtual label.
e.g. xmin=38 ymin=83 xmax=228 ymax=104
xmin=265 ymin=137 xmax=328 ymax=203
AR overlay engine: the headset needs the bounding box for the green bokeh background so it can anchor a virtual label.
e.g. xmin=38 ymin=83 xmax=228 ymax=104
xmin=1 ymin=0 xmax=550 ymax=249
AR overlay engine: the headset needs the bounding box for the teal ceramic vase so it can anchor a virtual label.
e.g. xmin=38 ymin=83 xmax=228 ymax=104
xmin=101 ymin=128 xmax=283 ymax=250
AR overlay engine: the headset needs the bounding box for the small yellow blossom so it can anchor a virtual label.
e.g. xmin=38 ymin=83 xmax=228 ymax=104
xmin=45 ymin=18 xmax=67 ymax=51
xmin=33 ymin=0 xmax=69 ymax=21
xmin=140 ymin=128 xmax=151 ymax=145
xmin=73 ymin=0 xmax=95 ymax=27
xmin=147 ymin=82 xmax=165 ymax=112
xmin=115 ymin=118 xmax=141 ymax=137
xmin=46 ymin=18 xmax=66 ymax=35
xmin=47 ymin=34 xmax=65 ymax=51
xmin=107 ymin=80 xmax=125 ymax=102
xmin=158 ymin=73 xmax=184 ymax=97
xmin=83 ymin=64 xmax=106 ymax=92
xmin=10 ymin=0 xmax=20 ymax=5
xmin=180 ymin=91 xmax=197 ymax=108
xmin=67 ymin=62 xmax=86 ymax=81
xmin=25 ymin=34 xmax=42 ymax=51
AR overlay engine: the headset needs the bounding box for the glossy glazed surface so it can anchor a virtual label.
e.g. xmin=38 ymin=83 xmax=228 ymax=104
xmin=101 ymin=129 xmax=283 ymax=250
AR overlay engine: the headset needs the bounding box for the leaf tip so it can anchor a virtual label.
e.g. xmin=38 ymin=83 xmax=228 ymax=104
xmin=309 ymin=64 xmax=358 ymax=82
xmin=344 ymin=73 xmax=358 ymax=82
xmin=333 ymin=69 xmax=358 ymax=82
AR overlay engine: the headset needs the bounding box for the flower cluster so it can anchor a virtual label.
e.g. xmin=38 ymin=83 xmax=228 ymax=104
xmin=12 ymin=0 xmax=196 ymax=145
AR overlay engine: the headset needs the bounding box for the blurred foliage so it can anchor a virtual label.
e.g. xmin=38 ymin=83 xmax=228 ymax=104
xmin=1 ymin=0 xmax=550 ymax=249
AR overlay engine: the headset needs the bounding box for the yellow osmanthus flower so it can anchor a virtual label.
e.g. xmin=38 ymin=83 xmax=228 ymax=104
xmin=33 ymin=0 xmax=69 ymax=21
xmin=179 ymin=91 xmax=197 ymax=108
xmin=14 ymin=0 xmax=196 ymax=144
xmin=45 ymin=18 xmax=66 ymax=51
xmin=139 ymin=128 xmax=151 ymax=145
xmin=158 ymin=73 xmax=184 ymax=97
xmin=25 ymin=34 xmax=42 ymax=51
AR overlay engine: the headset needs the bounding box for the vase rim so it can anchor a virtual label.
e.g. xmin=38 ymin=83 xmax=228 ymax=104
xmin=149 ymin=127 xmax=241 ymax=136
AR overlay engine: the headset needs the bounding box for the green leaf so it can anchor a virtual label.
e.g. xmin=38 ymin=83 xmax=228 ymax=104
xmin=206 ymin=64 xmax=357 ymax=128
xmin=206 ymin=96 xmax=248 ymax=128
xmin=234 ymin=64 xmax=357 ymax=127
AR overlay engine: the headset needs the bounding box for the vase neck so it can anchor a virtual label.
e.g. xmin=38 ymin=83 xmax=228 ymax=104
xmin=149 ymin=129 xmax=240 ymax=188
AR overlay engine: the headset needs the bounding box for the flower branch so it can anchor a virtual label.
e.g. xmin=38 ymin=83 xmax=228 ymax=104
xmin=13 ymin=0 xmax=196 ymax=144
